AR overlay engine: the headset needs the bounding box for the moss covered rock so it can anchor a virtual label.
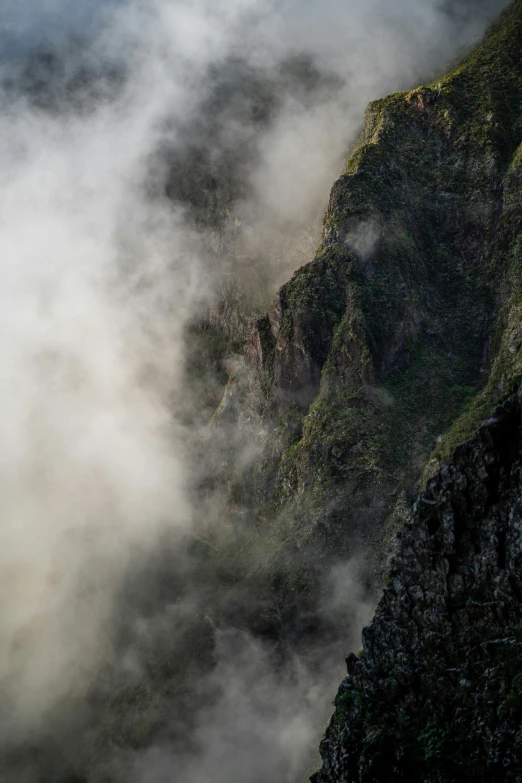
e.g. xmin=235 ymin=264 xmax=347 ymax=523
xmin=216 ymin=0 xmax=522 ymax=570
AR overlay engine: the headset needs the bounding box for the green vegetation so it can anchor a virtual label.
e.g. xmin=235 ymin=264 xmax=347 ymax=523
xmin=223 ymin=0 xmax=522 ymax=574
xmin=186 ymin=9 xmax=522 ymax=782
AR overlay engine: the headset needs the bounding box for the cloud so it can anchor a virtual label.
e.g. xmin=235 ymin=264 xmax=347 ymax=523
xmin=0 ymin=0 xmax=510 ymax=777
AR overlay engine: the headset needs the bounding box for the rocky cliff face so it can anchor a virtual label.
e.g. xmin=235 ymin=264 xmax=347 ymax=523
xmin=311 ymin=3 xmax=522 ymax=779
xmin=215 ymin=0 xmax=522 ymax=571
xmin=313 ymin=386 xmax=522 ymax=782
xmin=5 ymin=4 xmax=522 ymax=781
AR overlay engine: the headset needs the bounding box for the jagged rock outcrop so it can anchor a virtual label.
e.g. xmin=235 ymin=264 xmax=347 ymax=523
xmin=216 ymin=0 xmax=522 ymax=564
xmin=313 ymin=386 xmax=522 ymax=782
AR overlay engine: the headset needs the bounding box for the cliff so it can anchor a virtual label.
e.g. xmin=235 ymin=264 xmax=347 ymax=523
xmin=313 ymin=386 xmax=522 ymax=781
xmin=312 ymin=2 xmax=522 ymax=779
xmin=4 ymin=4 xmax=522 ymax=781
xmin=215 ymin=0 xmax=522 ymax=573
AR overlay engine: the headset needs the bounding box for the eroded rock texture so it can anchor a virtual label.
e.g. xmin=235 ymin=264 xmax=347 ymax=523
xmin=215 ymin=0 xmax=522 ymax=565
xmin=313 ymin=388 xmax=522 ymax=782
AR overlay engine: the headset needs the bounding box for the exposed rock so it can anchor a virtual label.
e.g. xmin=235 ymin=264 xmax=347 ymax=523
xmin=313 ymin=385 xmax=522 ymax=782
xmin=213 ymin=0 xmax=522 ymax=567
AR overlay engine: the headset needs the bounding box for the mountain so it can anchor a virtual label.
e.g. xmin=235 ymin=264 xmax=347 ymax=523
xmin=2 ymin=2 xmax=522 ymax=781
xmin=216 ymin=0 xmax=522 ymax=572
xmin=310 ymin=1 xmax=522 ymax=779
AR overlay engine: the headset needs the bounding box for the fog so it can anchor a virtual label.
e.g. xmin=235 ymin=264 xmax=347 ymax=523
xmin=0 ymin=0 xmax=510 ymax=780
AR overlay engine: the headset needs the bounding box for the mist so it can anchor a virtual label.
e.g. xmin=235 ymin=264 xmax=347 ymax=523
xmin=0 ymin=0 xmax=510 ymax=780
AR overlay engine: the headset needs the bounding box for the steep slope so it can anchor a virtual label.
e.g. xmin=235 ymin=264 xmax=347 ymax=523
xmin=216 ymin=0 xmax=522 ymax=571
xmin=311 ymin=2 xmax=522 ymax=780
xmin=3 ymin=6 xmax=522 ymax=782
xmin=313 ymin=386 xmax=522 ymax=782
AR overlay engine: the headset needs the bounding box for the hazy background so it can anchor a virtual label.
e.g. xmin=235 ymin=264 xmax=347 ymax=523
xmin=0 ymin=0 xmax=511 ymax=780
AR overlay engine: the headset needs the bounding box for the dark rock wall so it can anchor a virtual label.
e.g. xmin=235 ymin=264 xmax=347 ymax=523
xmin=313 ymin=388 xmax=522 ymax=782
